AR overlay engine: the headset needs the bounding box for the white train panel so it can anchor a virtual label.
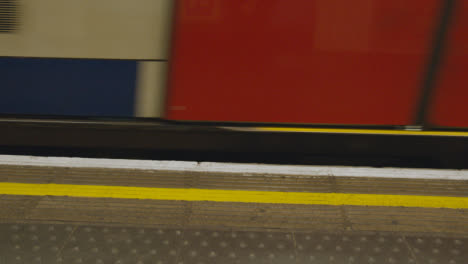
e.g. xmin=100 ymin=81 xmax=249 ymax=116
xmin=0 ymin=0 xmax=173 ymax=59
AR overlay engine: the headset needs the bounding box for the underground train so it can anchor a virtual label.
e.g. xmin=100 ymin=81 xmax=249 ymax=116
xmin=0 ymin=0 xmax=467 ymax=135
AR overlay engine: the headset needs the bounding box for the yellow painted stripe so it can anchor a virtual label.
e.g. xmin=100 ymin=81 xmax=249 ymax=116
xmin=1 ymin=182 xmax=468 ymax=209
xmin=255 ymin=127 xmax=468 ymax=137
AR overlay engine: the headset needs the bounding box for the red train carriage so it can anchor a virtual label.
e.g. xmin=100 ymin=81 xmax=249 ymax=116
xmin=0 ymin=0 xmax=467 ymax=166
xmin=167 ymin=0 xmax=468 ymax=129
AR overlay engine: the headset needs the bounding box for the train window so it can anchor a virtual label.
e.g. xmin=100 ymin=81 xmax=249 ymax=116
xmin=0 ymin=0 xmax=19 ymax=33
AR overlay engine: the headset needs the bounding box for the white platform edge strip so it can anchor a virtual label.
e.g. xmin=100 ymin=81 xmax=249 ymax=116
xmin=0 ymin=155 xmax=466 ymax=180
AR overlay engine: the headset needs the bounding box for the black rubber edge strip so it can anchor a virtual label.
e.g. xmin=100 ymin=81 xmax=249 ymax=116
xmin=415 ymin=0 xmax=457 ymax=126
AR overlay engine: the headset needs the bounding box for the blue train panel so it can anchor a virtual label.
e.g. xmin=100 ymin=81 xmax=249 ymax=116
xmin=0 ymin=58 xmax=137 ymax=117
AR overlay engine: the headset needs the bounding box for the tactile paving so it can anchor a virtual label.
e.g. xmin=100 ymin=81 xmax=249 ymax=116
xmin=0 ymin=223 xmax=467 ymax=264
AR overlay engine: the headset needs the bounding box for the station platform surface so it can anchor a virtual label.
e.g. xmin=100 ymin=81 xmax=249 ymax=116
xmin=0 ymin=155 xmax=467 ymax=264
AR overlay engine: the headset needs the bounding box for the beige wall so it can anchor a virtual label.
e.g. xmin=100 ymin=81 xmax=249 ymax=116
xmin=0 ymin=0 xmax=173 ymax=59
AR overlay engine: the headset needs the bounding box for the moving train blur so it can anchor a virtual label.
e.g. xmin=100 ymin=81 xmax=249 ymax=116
xmin=0 ymin=0 xmax=467 ymax=167
xmin=1 ymin=3 xmax=468 ymax=263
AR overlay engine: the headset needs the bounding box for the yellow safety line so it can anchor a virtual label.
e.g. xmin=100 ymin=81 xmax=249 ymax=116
xmin=1 ymin=182 xmax=467 ymax=209
xmin=255 ymin=127 xmax=468 ymax=137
